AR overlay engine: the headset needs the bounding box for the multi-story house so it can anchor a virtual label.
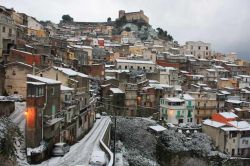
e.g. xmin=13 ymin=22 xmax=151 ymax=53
xmin=26 ymin=75 xmax=62 ymax=163
xmin=159 ymin=94 xmax=195 ymax=125
xmin=0 ymin=8 xmax=16 ymax=61
xmin=5 ymin=61 xmax=37 ymax=98
xmin=60 ymin=85 xmax=77 ymax=145
xmin=115 ymin=59 xmax=156 ymax=72
xmin=202 ymin=112 xmax=250 ymax=157
xmin=27 ymin=16 xmax=46 ymax=37
xmin=181 ymin=41 xmax=211 ymax=59
xmin=36 ymin=67 xmax=94 ymax=139
xmin=137 ymin=86 xmax=157 ymax=117
xmin=159 ymin=66 xmax=179 ymax=85
xmin=189 ymin=91 xmax=218 ymax=124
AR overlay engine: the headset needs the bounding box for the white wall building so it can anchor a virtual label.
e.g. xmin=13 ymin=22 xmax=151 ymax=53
xmin=159 ymin=94 xmax=195 ymax=125
xmin=115 ymin=59 xmax=156 ymax=72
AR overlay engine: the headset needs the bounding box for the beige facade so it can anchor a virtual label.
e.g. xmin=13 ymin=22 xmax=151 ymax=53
xmin=181 ymin=41 xmax=211 ymax=59
xmin=5 ymin=62 xmax=34 ymax=98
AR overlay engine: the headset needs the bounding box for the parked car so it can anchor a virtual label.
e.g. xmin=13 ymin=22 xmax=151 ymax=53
xmin=89 ymin=150 xmax=106 ymax=166
xmin=166 ymin=123 xmax=176 ymax=129
xmin=52 ymin=142 xmax=70 ymax=156
xmin=95 ymin=113 xmax=101 ymax=119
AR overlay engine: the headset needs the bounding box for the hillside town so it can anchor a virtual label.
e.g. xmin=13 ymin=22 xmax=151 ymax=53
xmin=1 ymin=4 xmax=250 ymax=166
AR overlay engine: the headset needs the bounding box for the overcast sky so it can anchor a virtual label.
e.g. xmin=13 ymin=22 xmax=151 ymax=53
xmin=2 ymin=0 xmax=250 ymax=60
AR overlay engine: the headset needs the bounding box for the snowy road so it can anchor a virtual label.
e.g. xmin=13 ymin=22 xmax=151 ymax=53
xmin=32 ymin=116 xmax=111 ymax=166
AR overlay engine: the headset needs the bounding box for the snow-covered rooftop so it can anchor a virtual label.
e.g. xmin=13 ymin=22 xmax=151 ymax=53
xmin=228 ymin=121 xmax=250 ymax=129
xmin=203 ymin=119 xmax=226 ymax=128
xmin=27 ymin=81 xmax=45 ymax=85
xmin=166 ymin=97 xmax=184 ymax=102
xmin=110 ymin=88 xmax=124 ymax=94
xmin=183 ymin=94 xmax=194 ymax=100
xmin=116 ymin=59 xmax=155 ymax=64
xmin=54 ymin=67 xmax=88 ymax=78
xmin=219 ymin=112 xmax=238 ymax=119
xmin=226 ymin=99 xmax=242 ymax=104
xmin=148 ymin=125 xmax=166 ymax=132
xmin=27 ymin=74 xmax=61 ymax=84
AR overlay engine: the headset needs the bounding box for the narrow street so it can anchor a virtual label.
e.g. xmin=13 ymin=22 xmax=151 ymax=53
xmin=32 ymin=116 xmax=111 ymax=166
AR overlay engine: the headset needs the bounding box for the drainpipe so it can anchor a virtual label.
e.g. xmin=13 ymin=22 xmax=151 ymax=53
xmin=32 ymin=62 xmax=35 ymax=75
xmin=41 ymin=85 xmax=48 ymax=140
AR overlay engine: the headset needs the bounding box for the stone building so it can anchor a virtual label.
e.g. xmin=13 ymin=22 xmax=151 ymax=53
xmin=181 ymin=41 xmax=211 ymax=59
xmin=118 ymin=10 xmax=149 ymax=24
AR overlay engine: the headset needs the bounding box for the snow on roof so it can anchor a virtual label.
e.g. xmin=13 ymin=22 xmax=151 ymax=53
xmin=27 ymin=74 xmax=61 ymax=84
xmin=226 ymin=63 xmax=239 ymax=67
xmin=238 ymin=75 xmax=250 ymax=78
xmin=241 ymin=89 xmax=250 ymax=94
xmin=234 ymin=108 xmax=242 ymax=112
xmin=197 ymin=83 xmax=207 ymax=86
xmin=105 ymin=76 xmax=116 ymax=80
xmin=226 ymin=99 xmax=242 ymax=104
xmin=180 ymin=70 xmax=190 ymax=74
xmin=166 ymin=97 xmax=184 ymax=102
xmin=45 ymin=118 xmax=64 ymax=126
xmin=11 ymin=49 xmax=32 ymax=55
xmin=6 ymin=61 xmax=33 ymax=68
xmin=73 ymin=45 xmax=93 ymax=49
xmin=219 ymin=112 xmax=238 ymax=119
xmin=228 ymin=121 xmax=250 ymax=129
xmin=105 ymin=69 xmax=130 ymax=73
xmin=148 ymin=125 xmax=166 ymax=132
xmin=148 ymin=80 xmax=160 ymax=84
xmin=203 ymin=119 xmax=226 ymax=128
xmin=220 ymin=90 xmax=231 ymax=95
xmin=61 ymin=85 xmax=74 ymax=91
xmin=213 ymin=65 xmax=224 ymax=69
xmin=183 ymin=94 xmax=194 ymax=100
xmin=116 ymin=59 xmax=155 ymax=64
xmin=206 ymin=69 xmax=216 ymax=72
xmin=220 ymin=78 xmax=229 ymax=81
xmin=27 ymin=81 xmax=45 ymax=85
xmin=110 ymin=88 xmax=124 ymax=94
xmin=149 ymin=83 xmax=173 ymax=90
xmin=54 ymin=67 xmax=88 ymax=78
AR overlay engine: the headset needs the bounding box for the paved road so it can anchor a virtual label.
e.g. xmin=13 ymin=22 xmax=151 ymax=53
xmin=33 ymin=116 xmax=111 ymax=166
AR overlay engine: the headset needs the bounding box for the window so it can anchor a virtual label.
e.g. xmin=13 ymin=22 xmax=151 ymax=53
xmin=150 ymin=67 xmax=152 ymax=70
xmin=198 ymin=46 xmax=201 ymax=50
xmin=131 ymin=66 xmax=133 ymax=69
xmin=206 ymin=46 xmax=208 ymax=50
xmin=52 ymin=105 xmax=56 ymax=118
xmin=51 ymin=87 xmax=55 ymax=95
xmin=9 ymin=28 xmax=12 ymax=34
xmin=143 ymin=66 xmax=145 ymax=70
xmin=137 ymin=66 xmax=140 ymax=70
xmin=119 ymin=65 xmax=121 ymax=69
xmin=191 ymin=45 xmax=193 ymax=50
xmin=2 ymin=26 xmax=5 ymax=33
xmin=125 ymin=66 xmax=127 ymax=69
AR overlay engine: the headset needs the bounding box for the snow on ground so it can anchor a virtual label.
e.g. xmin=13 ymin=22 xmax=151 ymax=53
xmin=10 ymin=102 xmax=29 ymax=166
xmin=32 ymin=116 xmax=111 ymax=166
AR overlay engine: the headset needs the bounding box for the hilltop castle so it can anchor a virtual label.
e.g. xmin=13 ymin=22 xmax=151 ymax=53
xmin=118 ymin=10 xmax=149 ymax=24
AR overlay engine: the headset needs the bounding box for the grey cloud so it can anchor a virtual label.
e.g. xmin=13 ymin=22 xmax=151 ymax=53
xmin=2 ymin=0 xmax=250 ymax=60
